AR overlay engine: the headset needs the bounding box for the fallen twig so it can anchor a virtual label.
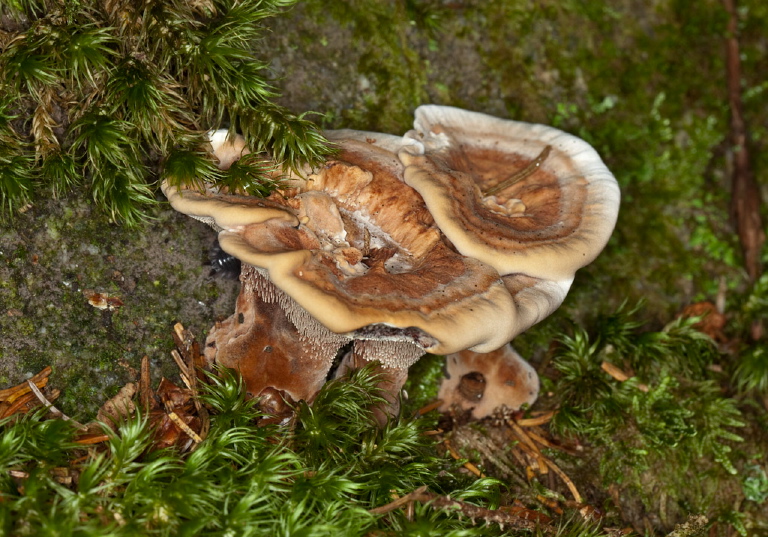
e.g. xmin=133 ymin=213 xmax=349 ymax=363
xmin=27 ymin=380 xmax=87 ymax=431
xmin=508 ymin=418 xmax=549 ymax=475
xmin=371 ymin=486 xmax=558 ymax=533
xmin=0 ymin=366 xmax=51 ymax=401
xmin=0 ymin=367 xmax=54 ymax=419
xmin=140 ymin=355 xmax=153 ymax=415
xmin=508 ymin=418 xmax=585 ymax=505
xmin=74 ymin=433 xmax=111 ymax=445
xmin=524 ymin=426 xmax=580 ymax=455
xmin=172 ymin=323 xmax=210 ymax=440
xmin=723 ymin=0 xmax=764 ymax=285
xmin=416 ymin=399 xmax=443 ymax=415
xmin=540 ymin=457 xmax=582 ymax=505
xmin=369 ymin=486 xmax=428 ymax=515
xmin=601 ymin=361 xmax=648 ymax=392
xmin=517 ymin=410 xmax=556 ymax=427
xmin=166 ymin=411 xmax=203 ymax=444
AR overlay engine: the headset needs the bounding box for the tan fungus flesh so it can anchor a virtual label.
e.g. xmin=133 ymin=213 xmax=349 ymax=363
xmin=206 ymin=266 xmax=348 ymax=403
xmin=438 ymin=345 xmax=539 ymax=419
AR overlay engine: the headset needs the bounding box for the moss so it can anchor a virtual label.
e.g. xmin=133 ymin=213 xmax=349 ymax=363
xmin=402 ymin=353 xmax=444 ymax=414
xmin=0 ymin=0 xmax=332 ymax=224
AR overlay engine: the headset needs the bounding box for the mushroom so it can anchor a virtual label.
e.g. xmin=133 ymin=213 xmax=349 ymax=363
xmin=396 ymin=105 xmax=619 ymax=419
xmin=163 ymin=106 xmax=619 ymax=421
xmin=208 ymin=129 xmax=249 ymax=170
xmin=399 ymin=105 xmax=620 ymax=282
xmin=437 ymin=345 xmax=539 ymax=420
xmin=162 ymin=129 xmax=531 ymax=412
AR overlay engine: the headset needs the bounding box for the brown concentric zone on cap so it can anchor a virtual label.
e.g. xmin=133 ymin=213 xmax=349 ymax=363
xmin=401 ymin=105 xmax=620 ymax=282
xmin=428 ymin=140 xmax=586 ymax=234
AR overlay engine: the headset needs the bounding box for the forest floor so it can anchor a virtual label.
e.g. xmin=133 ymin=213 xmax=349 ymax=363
xmin=1 ymin=1 xmax=767 ymax=535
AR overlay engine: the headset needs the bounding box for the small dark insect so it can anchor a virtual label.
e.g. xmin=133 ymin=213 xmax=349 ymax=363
xmin=209 ymin=239 xmax=241 ymax=279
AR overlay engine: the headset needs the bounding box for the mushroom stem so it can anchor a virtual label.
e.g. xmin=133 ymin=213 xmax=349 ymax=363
xmin=335 ymin=340 xmax=416 ymax=424
xmin=482 ymin=145 xmax=552 ymax=197
xmin=204 ymin=265 xmax=347 ymax=409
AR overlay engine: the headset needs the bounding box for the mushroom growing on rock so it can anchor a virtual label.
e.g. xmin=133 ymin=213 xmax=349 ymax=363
xmin=163 ymin=106 xmax=619 ymax=421
xmin=163 ymin=129 xmax=546 ymax=413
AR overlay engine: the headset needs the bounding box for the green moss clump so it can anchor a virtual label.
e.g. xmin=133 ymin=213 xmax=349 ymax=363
xmin=0 ymin=367 xmax=513 ymax=537
xmin=0 ymin=0 xmax=332 ymax=225
xmin=546 ymin=303 xmax=751 ymax=532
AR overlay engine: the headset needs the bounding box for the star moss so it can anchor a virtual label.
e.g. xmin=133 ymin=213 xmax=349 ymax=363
xmin=0 ymin=0 xmax=332 ymax=225
xmin=0 ymin=367 xmax=512 ymax=537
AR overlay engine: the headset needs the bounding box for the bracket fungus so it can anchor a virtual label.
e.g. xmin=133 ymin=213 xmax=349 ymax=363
xmin=162 ymin=106 xmax=619 ymax=420
xmin=164 ymin=128 xmax=520 ymax=412
xmin=398 ymin=106 xmax=619 ymax=418
xmin=399 ymin=105 xmax=620 ymax=282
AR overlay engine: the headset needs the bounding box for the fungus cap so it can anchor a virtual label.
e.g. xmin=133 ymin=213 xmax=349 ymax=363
xmin=208 ymin=129 xmax=248 ymax=170
xmin=399 ymin=105 xmax=620 ymax=282
xmin=161 ymin=129 xmax=551 ymax=361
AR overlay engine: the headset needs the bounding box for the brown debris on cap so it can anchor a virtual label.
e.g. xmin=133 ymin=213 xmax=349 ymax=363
xmin=399 ymin=105 xmax=620 ymax=282
xmin=438 ymin=345 xmax=539 ymax=419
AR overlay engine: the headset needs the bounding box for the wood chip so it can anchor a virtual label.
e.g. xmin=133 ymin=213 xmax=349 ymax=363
xmin=166 ymin=411 xmax=203 ymax=444
xmin=0 ymin=366 xmax=51 ymax=402
xmin=0 ymin=392 xmax=37 ymax=419
xmin=82 ymin=289 xmax=123 ymax=311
